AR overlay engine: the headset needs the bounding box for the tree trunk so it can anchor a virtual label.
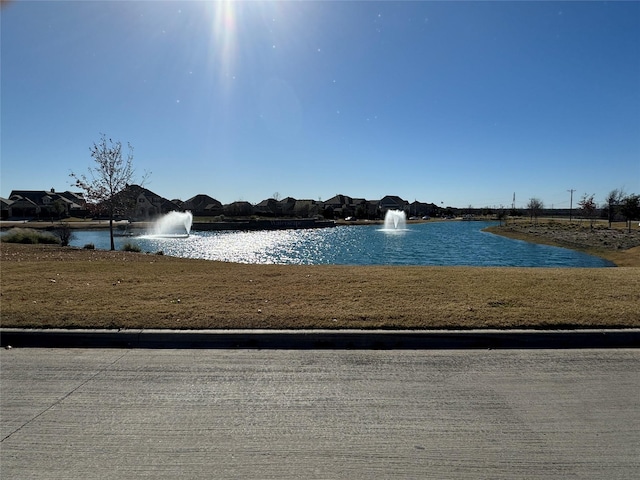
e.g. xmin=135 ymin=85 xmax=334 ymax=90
xmin=109 ymin=216 xmax=115 ymax=251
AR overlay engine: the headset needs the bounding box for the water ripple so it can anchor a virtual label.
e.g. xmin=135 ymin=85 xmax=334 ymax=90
xmin=69 ymin=222 xmax=614 ymax=267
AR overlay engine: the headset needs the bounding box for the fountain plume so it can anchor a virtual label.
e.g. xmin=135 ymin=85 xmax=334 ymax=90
xmin=383 ymin=210 xmax=407 ymax=230
xmin=152 ymin=211 xmax=193 ymax=236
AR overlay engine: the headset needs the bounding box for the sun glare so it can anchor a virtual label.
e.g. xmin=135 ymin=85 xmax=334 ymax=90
xmin=210 ymin=0 xmax=238 ymax=88
xmin=203 ymin=0 xmax=295 ymax=91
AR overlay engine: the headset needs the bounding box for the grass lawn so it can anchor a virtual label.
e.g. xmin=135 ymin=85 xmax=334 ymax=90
xmin=1 ymin=236 xmax=638 ymax=329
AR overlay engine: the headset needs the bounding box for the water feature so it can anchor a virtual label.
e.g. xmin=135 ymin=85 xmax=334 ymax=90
xmin=67 ymin=221 xmax=614 ymax=267
xmin=151 ymin=211 xmax=193 ymax=237
xmin=382 ymin=210 xmax=407 ymax=231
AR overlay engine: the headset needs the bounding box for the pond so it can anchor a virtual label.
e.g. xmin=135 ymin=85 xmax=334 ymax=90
xmin=67 ymin=221 xmax=614 ymax=267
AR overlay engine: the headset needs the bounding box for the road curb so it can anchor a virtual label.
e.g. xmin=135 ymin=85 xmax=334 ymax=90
xmin=1 ymin=328 xmax=639 ymax=349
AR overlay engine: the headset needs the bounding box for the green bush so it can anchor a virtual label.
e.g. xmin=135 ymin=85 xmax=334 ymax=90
xmin=121 ymin=242 xmax=142 ymax=252
xmin=1 ymin=228 xmax=61 ymax=245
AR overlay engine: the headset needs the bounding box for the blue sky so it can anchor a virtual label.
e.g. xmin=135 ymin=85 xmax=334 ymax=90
xmin=2 ymin=0 xmax=639 ymax=209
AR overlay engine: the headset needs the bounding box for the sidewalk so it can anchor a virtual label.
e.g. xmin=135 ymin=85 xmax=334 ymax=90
xmin=2 ymin=328 xmax=639 ymax=349
xmin=2 ymin=347 xmax=639 ymax=478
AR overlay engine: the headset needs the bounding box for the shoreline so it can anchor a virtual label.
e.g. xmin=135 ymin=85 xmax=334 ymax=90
xmin=3 ymin=218 xmax=639 ymax=267
xmin=484 ymin=222 xmax=640 ymax=267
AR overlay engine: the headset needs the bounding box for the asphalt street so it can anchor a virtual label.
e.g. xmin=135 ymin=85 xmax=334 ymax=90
xmin=1 ymin=348 xmax=639 ymax=479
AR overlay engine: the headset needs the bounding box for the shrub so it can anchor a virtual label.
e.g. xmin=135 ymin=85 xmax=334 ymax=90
xmin=121 ymin=242 xmax=142 ymax=252
xmin=1 ymin=228 xmax=60 ymax=245
xmin=55 ymin=222 xmax=75 ymax=247
xmin=83 ymin=243 xmax=95 ymax=250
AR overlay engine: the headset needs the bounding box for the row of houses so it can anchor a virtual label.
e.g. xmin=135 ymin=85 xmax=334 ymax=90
xmin=1 ymin=186 xmax=444 ymax=221
xmin=1 ymin=189 xmax=86 ymax=220
xmin=181 ymin=193 xmax=441 ymax=219
xmin=0 ymin=186 xmax=182 ymax=221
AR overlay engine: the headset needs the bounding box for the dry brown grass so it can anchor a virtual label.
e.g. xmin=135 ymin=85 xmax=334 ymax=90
xmin=1 ymin=243 xmax=638 ymax=330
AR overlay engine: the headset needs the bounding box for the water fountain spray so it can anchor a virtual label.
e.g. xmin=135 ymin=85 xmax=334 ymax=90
xmin=152 ymin=211 xmax=193 ymax=236
xmin=383 ymin=210 xmax=407 ymax=230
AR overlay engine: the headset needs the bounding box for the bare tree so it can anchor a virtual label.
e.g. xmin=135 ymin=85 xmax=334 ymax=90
xmin=605 ymin=188 xmax=625 ymax=228
xmin=496 ymin=205 xmax=507 ymax=226
xmin=70 ymin=134 xmax=145 ymax=250
xmin=526 ymin=197 xmax=544 ymax=224
xmin=55 ymin=222 xmax=74 ymax=247
xmin=620 ymin=194 xmax=640 ymax=233
xmin=578 ymin=193 xmax=597 ymax=229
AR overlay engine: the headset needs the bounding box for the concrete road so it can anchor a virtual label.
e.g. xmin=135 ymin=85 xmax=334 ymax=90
xmin=1 ymin=348 xmax=638 ymax=479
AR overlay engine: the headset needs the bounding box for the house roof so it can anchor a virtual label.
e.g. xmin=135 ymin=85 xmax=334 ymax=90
xmin=120 ymin=185 xmax=180 ymax=209
xmin=255 ymin=198 xmax=277 ymax=208
xmin=8 ymin=190 xmax=85 ymax=209
xmin=379 ymin=195 xmax=407 ymax=208
xmin=324 ymin=194 xmax=353 ymax=206
xmin=161 ymin=198 xmax=182 ymax=211
xmin=184 ymin=194 xmax=222 ymax=210
xmin=380 ymin=195 xmax=406 ymax=203
xmin=56 ymin=191 xmax=86 ymax=205
xmin=9 ymin=190 xmax=52 ymax=204
xmin=7 ymin=196 xmax=39 ymax=208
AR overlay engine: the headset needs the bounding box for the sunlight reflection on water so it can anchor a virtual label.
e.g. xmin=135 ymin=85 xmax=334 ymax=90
xmin=69 ymin=222 xmax=614 ymax=267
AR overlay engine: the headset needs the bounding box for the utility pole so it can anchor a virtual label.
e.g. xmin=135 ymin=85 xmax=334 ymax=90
xmin=567 ymin=189 xmax=575 ymax=221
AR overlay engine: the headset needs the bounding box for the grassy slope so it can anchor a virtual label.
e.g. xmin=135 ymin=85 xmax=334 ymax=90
xmin=1 ymin=243 xmax=638 ymax=329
